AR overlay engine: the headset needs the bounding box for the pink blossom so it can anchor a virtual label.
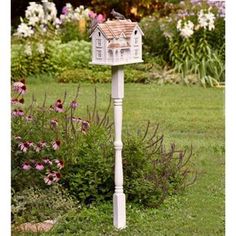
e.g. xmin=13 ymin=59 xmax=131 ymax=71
xmin=35 ymin=162 xmax=44 ymax=170
xmin=81 ymin=120 xmax=90 ymax=134
xmin=70 ymin=100 xmax=78 ymax=109
xmin=55 ymin=159 xmax=64 ymax=169
xmin=44 ymin=173 xmax=55 ymax=185
xmin=12 ymin=109 xmax=18 ymax=117
xmin=53 ymin=172 xmax=61 ymax=182
xmin=52 ymin=140 xmax=61 ymax=150
xmin=13 ymin=81 xmax=26 ymax=95
xmin=43 ymin=158 xmax=52 ymax=165
xmin=96 ymin=14 xmax=105 ymax=23
xmin=88 ymin=10 xmax=97 ymax=19
xmin=11 ymin=98 xmax=19 ymax=105
xmin=19 ymin=142 xmax=30 ymax=152
xmin=50 ymin=119 xmax=58 ymax=127
xmin=22 ymin=162 xmax=31 ymax=170
xmin=62 ymin=6 xmax=69 ymax=15
xmin=14 ymin=136 xmax=22 ymax=141
xmin=25 ymin=115 xmax=33 ymax=122
xmin=17 ymin=109 xmax=24 ymax=116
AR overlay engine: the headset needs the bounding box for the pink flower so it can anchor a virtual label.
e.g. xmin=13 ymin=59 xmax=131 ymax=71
xmin=52 ymin=140 xmax=61 ymax=150
xmin=53 ymin=172 xmax=61 ymax=182
xmin=44 ymin=173 xmax=55 ymax=185
xmin=50 ymin=119 xmax=58 ymax=128
xmin=43 ymin=158 xmax=52 ymax=165
xmin=17 ymin=109 xmax=24 ymax=116
xmin=25 ymin=115 xmax=33 ymax=122
xmin=11 ymin=98 xmax=19 ymax=105
xmin=55 ymin=159 xmax=64 ymax=169
xmin=14 ymin=136 xmax=22 ymax=141
xmin=96 ymin=14 xmax=105 ymax=23
xmin=35 ymin=162 xmax=44 ymax=170
xmin=19 ymin=142 xmax=30 ymax=152
xmin=81 ymin=120 xmax=90 ymax=134
xmin=13 ymin=81 xmax=26 ymax=95
xmin=62 ymin=6 xmax=69 ymax=15
xmin=12 ymin=109 xmax=18 ymax=117
xmin=88 ymin=10 xmax=97 ymax=19
xmin=70 ymin=100 xmax=78 ymax=109
xmin=22 ymin=162 xmax=31 ymax=170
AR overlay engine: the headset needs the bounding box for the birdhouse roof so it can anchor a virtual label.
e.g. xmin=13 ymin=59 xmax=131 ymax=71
xmin=90 ymin=20 xmax=144 ymax=39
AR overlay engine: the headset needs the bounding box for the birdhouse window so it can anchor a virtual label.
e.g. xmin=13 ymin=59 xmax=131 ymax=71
xmin=96 ymin=39 xmax=102 ymax=47
xmin=134 ymin=30 xmax=138 ymax=35
xmin=98 ymin=32 xmax=101 ymax=37
xmin=134 ymin=38 xmax=138 ymax=45
xmin=96 ymin=49 xmax=102 ymax=59
xmin=134 ymin=49 xmax=139 ymax=57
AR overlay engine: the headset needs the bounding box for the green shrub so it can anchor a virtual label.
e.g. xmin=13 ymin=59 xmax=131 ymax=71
xmin=11 ymin=40 xmax=92 ymax=79
xmin=11 ymin=184 xmax=79 ymax=224
xmin=12 ymin=82 xmax=195 ymax=209
xmin=56 ymin=67 xmax=151 ymax=84
xmin=56 ymin=68 xmax=111 ymax=83
xmin=140 ymin=16 xmax=170 ymax=64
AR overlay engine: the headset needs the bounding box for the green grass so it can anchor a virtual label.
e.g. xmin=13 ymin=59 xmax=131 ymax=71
xmin=18 ymin=80 xmax=224 ymax=235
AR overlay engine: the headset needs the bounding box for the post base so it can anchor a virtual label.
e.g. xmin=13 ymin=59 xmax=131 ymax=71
xmin=113 ymin=193 xmax=126 ymax=229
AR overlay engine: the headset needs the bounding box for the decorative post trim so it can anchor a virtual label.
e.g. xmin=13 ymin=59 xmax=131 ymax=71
xmin=112 ymin=65 xmax=126 ymax=229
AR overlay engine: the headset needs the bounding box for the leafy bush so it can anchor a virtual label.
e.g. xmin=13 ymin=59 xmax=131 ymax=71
xmin=12 ymin=81 xmax=195 ymax=209
xmin=140 ymin=16 xmax=170 ymax=64
xmin=56 ymin=68 xmax=111 ymax=83
xmin=11 ymin=40 xmax=92 ymax=79
xmin=11 ymin=184 xmax=79 ymax=224
xmin=56 ymin=67 xmax=150 ymax=84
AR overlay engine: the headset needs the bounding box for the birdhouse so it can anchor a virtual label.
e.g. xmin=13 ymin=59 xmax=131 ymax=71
xmin=90 ymin=19 xmax=144 ymax=66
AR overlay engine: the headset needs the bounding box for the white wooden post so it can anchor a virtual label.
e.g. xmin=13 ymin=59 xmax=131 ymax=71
xmin=112 ymin=65 xmax=126 ymax=229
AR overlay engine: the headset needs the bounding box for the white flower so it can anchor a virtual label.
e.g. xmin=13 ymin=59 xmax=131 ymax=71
xmin=177 ymin=19 xmax=182 ymax=31
xmin=16 ymin=22 xmax=34 ymax=37
xmin=24 ymin=44 xmax=32 ymax=56
xmin=25 ymin=2 xmax=44 ymax=22
xmin=198 ymin=9 xmax=215 ymax=31
xmin=177 ymin=20 xmax=194 ymax=38
xmin=28 ymin=15 xmax=39 ymax=26
xmin=37 ymin=43 xmax=45 ymax=54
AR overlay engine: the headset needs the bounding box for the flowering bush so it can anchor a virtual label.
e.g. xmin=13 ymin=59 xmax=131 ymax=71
xmin=159 ymin=0 xmax=225 ymax=86
xmin=11 ymin=81 xmax=90 ymax=191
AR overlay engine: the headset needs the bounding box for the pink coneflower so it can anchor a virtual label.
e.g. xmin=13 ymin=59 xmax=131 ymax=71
xmin=50 ymin=119 xmax=58 ymax=128
xmin=70 ymin=100 xmax=78 ymax=109
xmin=55 ymin=103 xmax=63 ymax=112
xmin=13 ymin=81 xmax=26 ymax=95
xmin=34 ymin=141 xmax=47 ymax=152
xmin=14 ymin=136 xmax=22 ymax=141
xmin=35 ymin=162 xmax=44 ymax=170
xmin=19 ymin=142 xmax=30 ymax=152
xmin=55 ymin=159 xmax=64 ymax=169
xmin=22 ymin=162 xmax=31 ymax=170
xmin=17 ymin=109 xmax=24 ymax=116
xmin=25 ymin=115 xmax=33 ymax=122
xmin=11 ymin=98 xmax=19 ymax=105
xmin=44 ymin=173 xmax=55 ymax=185
xmin=52 ymin=140 xmax=61 ymax=150
xmin=81 ymin=120 xmax=90 ymax=134
xmin=12 ymin=109 xmax=18 ymax=117
xmin=43 ymin=158 xmax=52 ymax=165
xmin=53 ymin=172 xmax=61 ymax=182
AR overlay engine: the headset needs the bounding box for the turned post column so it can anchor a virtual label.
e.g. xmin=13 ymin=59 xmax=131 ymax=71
xmin=111 ymin=65 xmax=126 ymax=229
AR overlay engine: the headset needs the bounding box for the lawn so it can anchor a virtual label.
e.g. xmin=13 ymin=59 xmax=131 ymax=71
xmin=18 ymin=79 xmax=224 ymax=235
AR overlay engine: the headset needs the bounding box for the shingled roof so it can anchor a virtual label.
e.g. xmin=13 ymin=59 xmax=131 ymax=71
xmin=90 ymin=20 xmax=144 ymax=39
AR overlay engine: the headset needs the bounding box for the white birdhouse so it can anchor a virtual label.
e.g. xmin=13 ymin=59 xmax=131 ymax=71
xmin=90 ymin=19 xmax=144 ymax=66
